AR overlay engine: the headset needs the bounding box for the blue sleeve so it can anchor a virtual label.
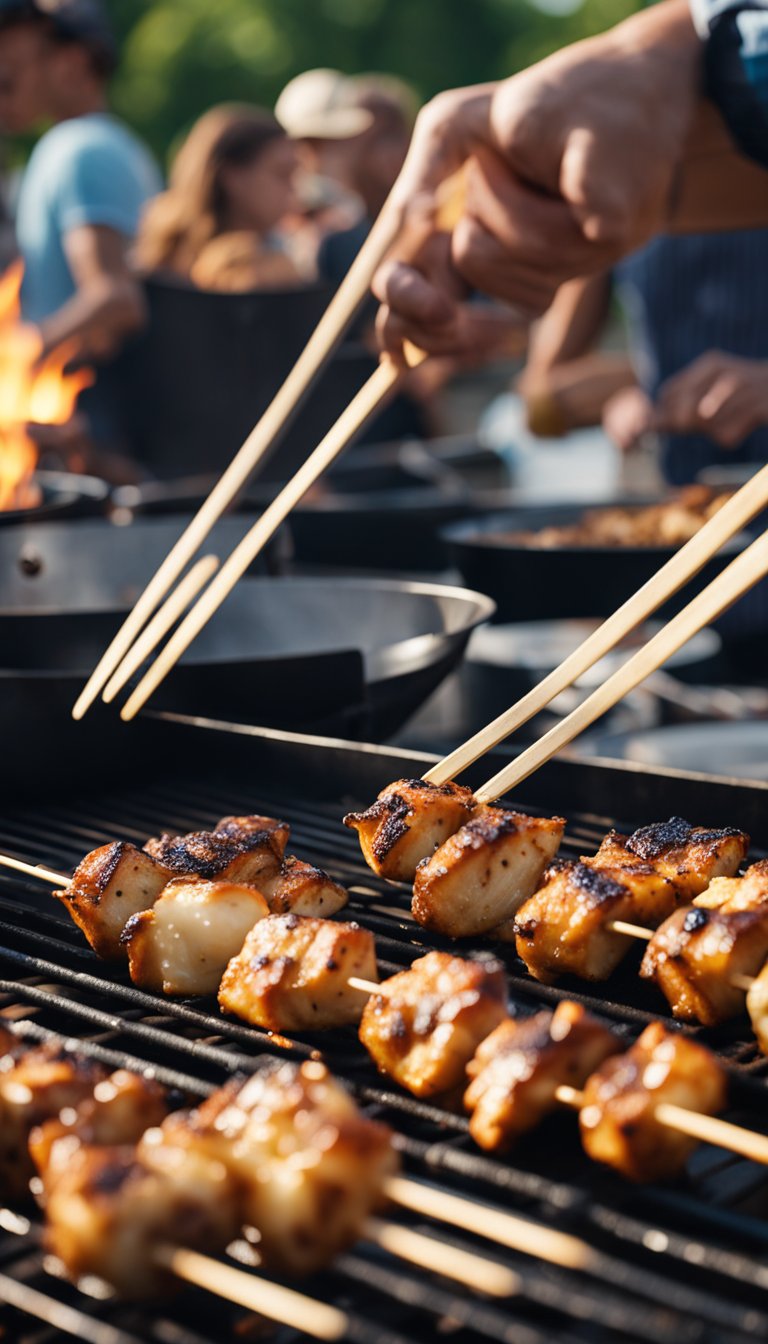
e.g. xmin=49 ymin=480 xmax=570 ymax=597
xmin=691 ymin=0 xmax=768 ymax=166
xmin=52 ymin=132 xmax=155 ymax=238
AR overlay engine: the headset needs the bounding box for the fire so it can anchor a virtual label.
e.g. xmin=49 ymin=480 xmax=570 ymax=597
xmin=0 ymin=260 xmax=94 ymax=511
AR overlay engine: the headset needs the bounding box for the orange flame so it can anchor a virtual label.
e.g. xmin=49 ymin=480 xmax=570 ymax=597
xmin=0 ymin=260 xmax=94 ymax=511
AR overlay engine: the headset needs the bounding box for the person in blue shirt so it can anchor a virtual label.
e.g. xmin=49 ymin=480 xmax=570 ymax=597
xmin=0 ymin=0 xmax=160 ymax=465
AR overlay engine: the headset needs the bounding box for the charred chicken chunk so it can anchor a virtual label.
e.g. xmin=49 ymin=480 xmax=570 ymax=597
xmin=30 ymin=1069 xmax=168 ymax=1177
xmin=596 ymin=818 xmax=749 ymax=898
xmin=144 ymin=825 xmax=282 ymax=886
xmin=261 ymin=855 xmax=348 ymax=918
xmin=122 ymin=879 xmax=269 ymax=997
xmin=747 ymin=962 xmax=768 ymax=1055
xmin=219 ymin=913 xmax=377 ymax=1031
xmin=55 ymin=842 xmax=173 ymax=961
xmin=215 ymin=813 xmax=290 ymax=859
xmin=465 ymin=1002 xmax=620 ymax=1151
xmin=513 ymin=859 xmax=678 ymax=984
xmin=344 ymin=778 xmax=476 ymax=881
xmin=640 ymin=904 xmax=768 ymax=1025
xmin=165 ymin=1061 xmax=397 ymax=1276
xmin=579 ymin=1022 xmax=727 ymax=1182
xmin=359 ymin=951 xmax=507 ymax=1098
xmin=694 ymin=859 xmax=768 ymax=911
xmin=412 ymin=807 xmax=565 ymax=938
xmin=43 ymin=1133 xmax=239 ymax=1298
xmin=0 ymin=1045 xmax=106 ymax=1202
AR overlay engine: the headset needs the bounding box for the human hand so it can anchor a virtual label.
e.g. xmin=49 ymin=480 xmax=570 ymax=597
xmin=654 ymin=352 xmax=768 ymax=447
xmin=374 ymin=0 xmax=699 ymax=357
xmin=602 ymin=385 xmax=655 ymax=452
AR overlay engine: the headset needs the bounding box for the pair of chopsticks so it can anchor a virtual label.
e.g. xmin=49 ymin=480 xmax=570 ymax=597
xmin=73 ymin=171 xmax=467 ymax=724
xmin=421 ymin=467 xmax=768 ymax=802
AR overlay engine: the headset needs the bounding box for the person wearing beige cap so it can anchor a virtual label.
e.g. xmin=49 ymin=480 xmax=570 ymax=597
xmin=275 ymin=68 xmax=374 ymax=142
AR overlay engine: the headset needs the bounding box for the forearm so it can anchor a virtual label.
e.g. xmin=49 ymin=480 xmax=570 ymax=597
xmin=37 ymin=275 xmax=145 ymax=361
xmin=523 ymin=353 xmax=637 ymax=436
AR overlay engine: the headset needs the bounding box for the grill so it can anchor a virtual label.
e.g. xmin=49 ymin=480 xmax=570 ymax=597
xmin=2 ymin=711 xmax=768 ymax=1343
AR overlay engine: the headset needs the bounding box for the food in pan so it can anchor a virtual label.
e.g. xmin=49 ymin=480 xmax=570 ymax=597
xmin=122 ymin=879 xmax=271 ymax=996
xmin=505 ymin=486 xmax=732 ymax=550
xmin=219 ymin=913 xmax=378 ymax=1031
xmin=411 ymin=806 xmax=565 ymax=938
xmin=511 ymin=818 xmax=748 ymax=983
xmin=344 ymin=777 xmax=476 ymax=881
xmin=359 ymin=951 xmax=507 ymax=1098
xmin=464 ymin=1002 xmax=620 ymax=1151
xmin=579 ymin=1022 xmax=727 ymax=1182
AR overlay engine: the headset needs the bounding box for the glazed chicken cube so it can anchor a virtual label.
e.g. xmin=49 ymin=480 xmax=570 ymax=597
xmin=55 ymin=842 xmax=173 ymax=960
xmin=215 ymin=813 xmax=290 ymax=859
xmin=359 ymin=951 xmax=507 ymax=1098
xmin=412 ymin=806 xmax=565 ymax=938
xmin=746 ymin=962 xmax=768 ymax=1054
xmin=344 ymin=777 xmax=476 ymax=881
xmin=144 ymin=825 xmax=282 ymax=886
xmin=219 ymin=913 xmax=377 ymax=1031
xmin=513 ymin=859 xmax=679 ymax=983
xmin=262 ymin=855 xmax=348 ymax=918
xmin=0 ymin=1045 xmax=106 ymax=1202
xmin=164 ymin=1061 xmax=397 ymax=1276
xmin=30 ymin=1069 xmax=168 ymax=1178
xmin=121 ymin=879 xmax=269 ymax=996
xmin=694 ymin=859 xmax=768 ymax=912
xmin=43 ymin=1133 xmax=240 ymax=1298
xmin=640 ymin=904 xmax=768 ymax=1025
xmin=465 ymin=1002 xmax=620 ymax=1151
xmin=579 ymin=1022 xmax=727 ymax=1182
xmin=596 ymin=818 xmax=749 ymax=898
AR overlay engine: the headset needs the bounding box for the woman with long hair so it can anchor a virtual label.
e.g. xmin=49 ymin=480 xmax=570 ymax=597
xmin=136 ymin=104 xmax=301 ymax=290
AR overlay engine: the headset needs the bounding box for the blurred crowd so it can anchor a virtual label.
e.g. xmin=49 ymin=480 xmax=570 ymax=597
xmin=0 ymin=0 xmax=767 ymax=494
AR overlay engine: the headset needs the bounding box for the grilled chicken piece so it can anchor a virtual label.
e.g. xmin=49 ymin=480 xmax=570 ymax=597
xmin=694 ymin=859 xmax=768 ymax=911
xmin=122 ymin=879 xmax=269 ymax=997
xmin=144 ymin=825 xmax=282 ymax=886
xmin=344 ymin=778 xmax=476 ymax=882
xmin=0 ymin=1045 xmax=106 ymax=1202
xmin=55 ymin=842 xmax=173 ymax=960
xmin=219 ymin=913 xmax=377 ymax=1031
xmin=465 ymin=1002 xmax=620 ymax=1151
xmin=261 ymin=856 xmax=348 ymax=918
xmin=30 ymin=1069 xmax=168 ymax=1177
xmin=640 ymin=904 xmax=768 ymax=1025
xmin=513 ymin=859 xmax=678 ymax=984
xmin=43 ymin=1132 xmax=240 ymax=1298
xmin=595 ymin=818 xmax=749 ymax=897
xmin=746 ymin=963 xmax=768 ymax=1055
xmin=412 ymin=807 xmax=565 ymax=938
xmin=359 ymin=951 xmax=507 ymax=1098
xmin=579 ymin=1022 xmax=727 ymax=1182
xmin=164 ymin=1061 xmax=397 ymax=1276
xmin=215 ymin=813 xmax=290 ymax=859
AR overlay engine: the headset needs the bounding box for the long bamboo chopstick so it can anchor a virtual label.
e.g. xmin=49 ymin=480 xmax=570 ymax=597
xmin=424 ymin=462 xmax=768 ymax=786
xmin=70 ymin=203 xmax=405 ymax=723
xmin=474 ymin=528 xmax=768 ymax=805
xmin=118 ymin=348 xmax=425 ymax=721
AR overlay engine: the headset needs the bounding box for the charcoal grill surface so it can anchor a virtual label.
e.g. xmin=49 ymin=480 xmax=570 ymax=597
xmin=1 ymin=715 xmax=768 ymax=1343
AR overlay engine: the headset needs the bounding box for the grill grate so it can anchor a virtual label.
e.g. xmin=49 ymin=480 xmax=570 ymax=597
xmin=1 ymin=758 xmax=768 ymax=1342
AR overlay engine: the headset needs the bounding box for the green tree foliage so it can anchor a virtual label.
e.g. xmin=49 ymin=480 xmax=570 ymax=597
xmin=105 ymin=0 xmax=640 ymax=166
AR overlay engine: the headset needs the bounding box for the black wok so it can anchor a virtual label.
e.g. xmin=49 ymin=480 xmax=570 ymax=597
xmin=443 ymin=501 xmax=745 ymax=622
xmin=0 ymin=470 xmax=110 ymax=527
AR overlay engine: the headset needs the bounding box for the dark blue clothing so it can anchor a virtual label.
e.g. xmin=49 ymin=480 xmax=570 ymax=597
xmin=692 ymin=0 xmax=768 ymax=165
xmin=615 ymin=230 xmax=768 ymax=485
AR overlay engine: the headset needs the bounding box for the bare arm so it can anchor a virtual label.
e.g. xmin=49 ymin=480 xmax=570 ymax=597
xmin=37 ymin=224 xmax=146 ymax=361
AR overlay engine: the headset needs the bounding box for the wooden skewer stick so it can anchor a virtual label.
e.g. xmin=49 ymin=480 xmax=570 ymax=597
xmin=474 ymin=530 xmax=768 ymax=806
xmin=119 ymin=348 xmax=426 ymax=723
xmin=102 ymin=555 xmax=220 ymax=703
xmin=424 ymin=461 xmax=768 ymax=788
xmin=70 ymin=201 xmax=406 ymax=724
xmin=363 ymin=1216 xmax=520 ymax=1296
xmin=554 ymin=1085 xmax=768 ymax=1167
xmin=0 ymin=855 xmax=70 ymax=887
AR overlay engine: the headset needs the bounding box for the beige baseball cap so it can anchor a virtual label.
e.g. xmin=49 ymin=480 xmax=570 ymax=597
xmin=275 ymin=69 xmax=374 ymax=140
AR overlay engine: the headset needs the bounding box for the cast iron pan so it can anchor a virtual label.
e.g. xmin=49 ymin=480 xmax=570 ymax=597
xmin=0 ymin=470 xmax=110 ymax=527
xmin=442 ymin=501 xmax=745 ymax=622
